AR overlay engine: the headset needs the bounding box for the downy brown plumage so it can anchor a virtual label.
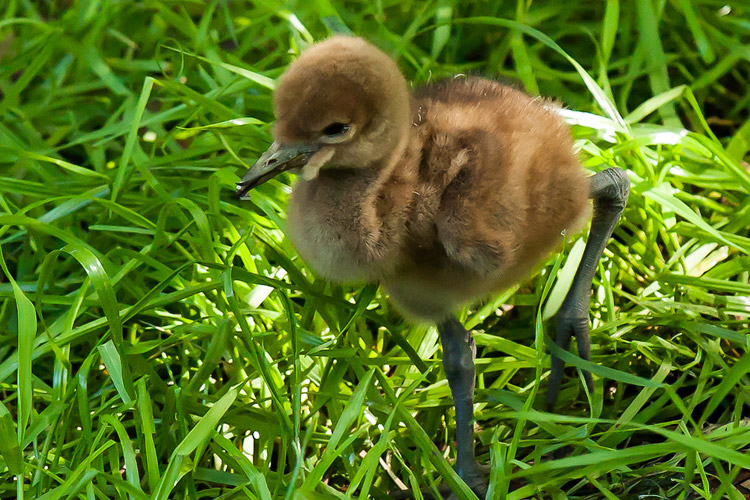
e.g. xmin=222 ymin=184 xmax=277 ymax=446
xmin=236 ymin=35 xmax=628 ymax=498
xmin=242 ymin=36 xmax=589 ymax=321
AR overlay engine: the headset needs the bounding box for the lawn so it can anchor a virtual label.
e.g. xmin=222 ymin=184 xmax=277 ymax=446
xmin=1 ymin=1 xmax=749 ymax=499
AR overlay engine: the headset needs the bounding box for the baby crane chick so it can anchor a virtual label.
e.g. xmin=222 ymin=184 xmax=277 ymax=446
xmin=236 ymin=36 xmax=629 ymax=497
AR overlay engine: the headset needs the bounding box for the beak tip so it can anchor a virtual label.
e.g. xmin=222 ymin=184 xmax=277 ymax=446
xmin=236 ymin=182 xmax=251 ymax=199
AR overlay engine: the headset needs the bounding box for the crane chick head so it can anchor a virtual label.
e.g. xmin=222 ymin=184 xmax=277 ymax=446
xmin=237 ymin=36 xmax=410 ymax=197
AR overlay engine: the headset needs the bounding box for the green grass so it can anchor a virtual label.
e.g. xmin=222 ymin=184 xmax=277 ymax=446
xmin=1 ymin=1 xmax=749 ymax=499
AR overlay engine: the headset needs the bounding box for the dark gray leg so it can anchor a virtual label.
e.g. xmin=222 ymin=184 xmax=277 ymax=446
xmin=437 ymin=316 xmax=486 ymax=496
xmin=547 ymin=168 xmax=629 ymax=408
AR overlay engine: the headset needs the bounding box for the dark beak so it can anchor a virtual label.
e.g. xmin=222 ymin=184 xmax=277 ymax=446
xmin=236 ymin=142 xmax=320 ymax=199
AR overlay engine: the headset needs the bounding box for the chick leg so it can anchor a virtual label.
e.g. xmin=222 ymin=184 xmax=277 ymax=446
xmin=438 ymin=316 xmax=486 ymax=496
xmin=546 ymin=168 xmax=629 ymax=407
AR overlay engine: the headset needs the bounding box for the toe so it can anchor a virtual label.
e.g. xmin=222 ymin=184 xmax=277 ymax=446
xmin=445 ymin=478 xmax=486 ymax=500
xmin=456 ymin=469 xmax=487 ymax=499
xmin=465 ymin=475 xmax=487 ymax=498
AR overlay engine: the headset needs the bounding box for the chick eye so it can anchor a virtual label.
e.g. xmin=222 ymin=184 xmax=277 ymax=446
xmin=322 ymin=123 xmax=350 ymax=136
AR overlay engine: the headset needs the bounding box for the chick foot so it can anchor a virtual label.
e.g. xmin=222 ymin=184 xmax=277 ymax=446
xmin=389 ymin=464 xmax=488 ymax=500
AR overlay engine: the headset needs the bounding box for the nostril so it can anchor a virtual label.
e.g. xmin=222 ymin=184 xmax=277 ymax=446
xmin=267 ymin=158 xmax=278 ymax=165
